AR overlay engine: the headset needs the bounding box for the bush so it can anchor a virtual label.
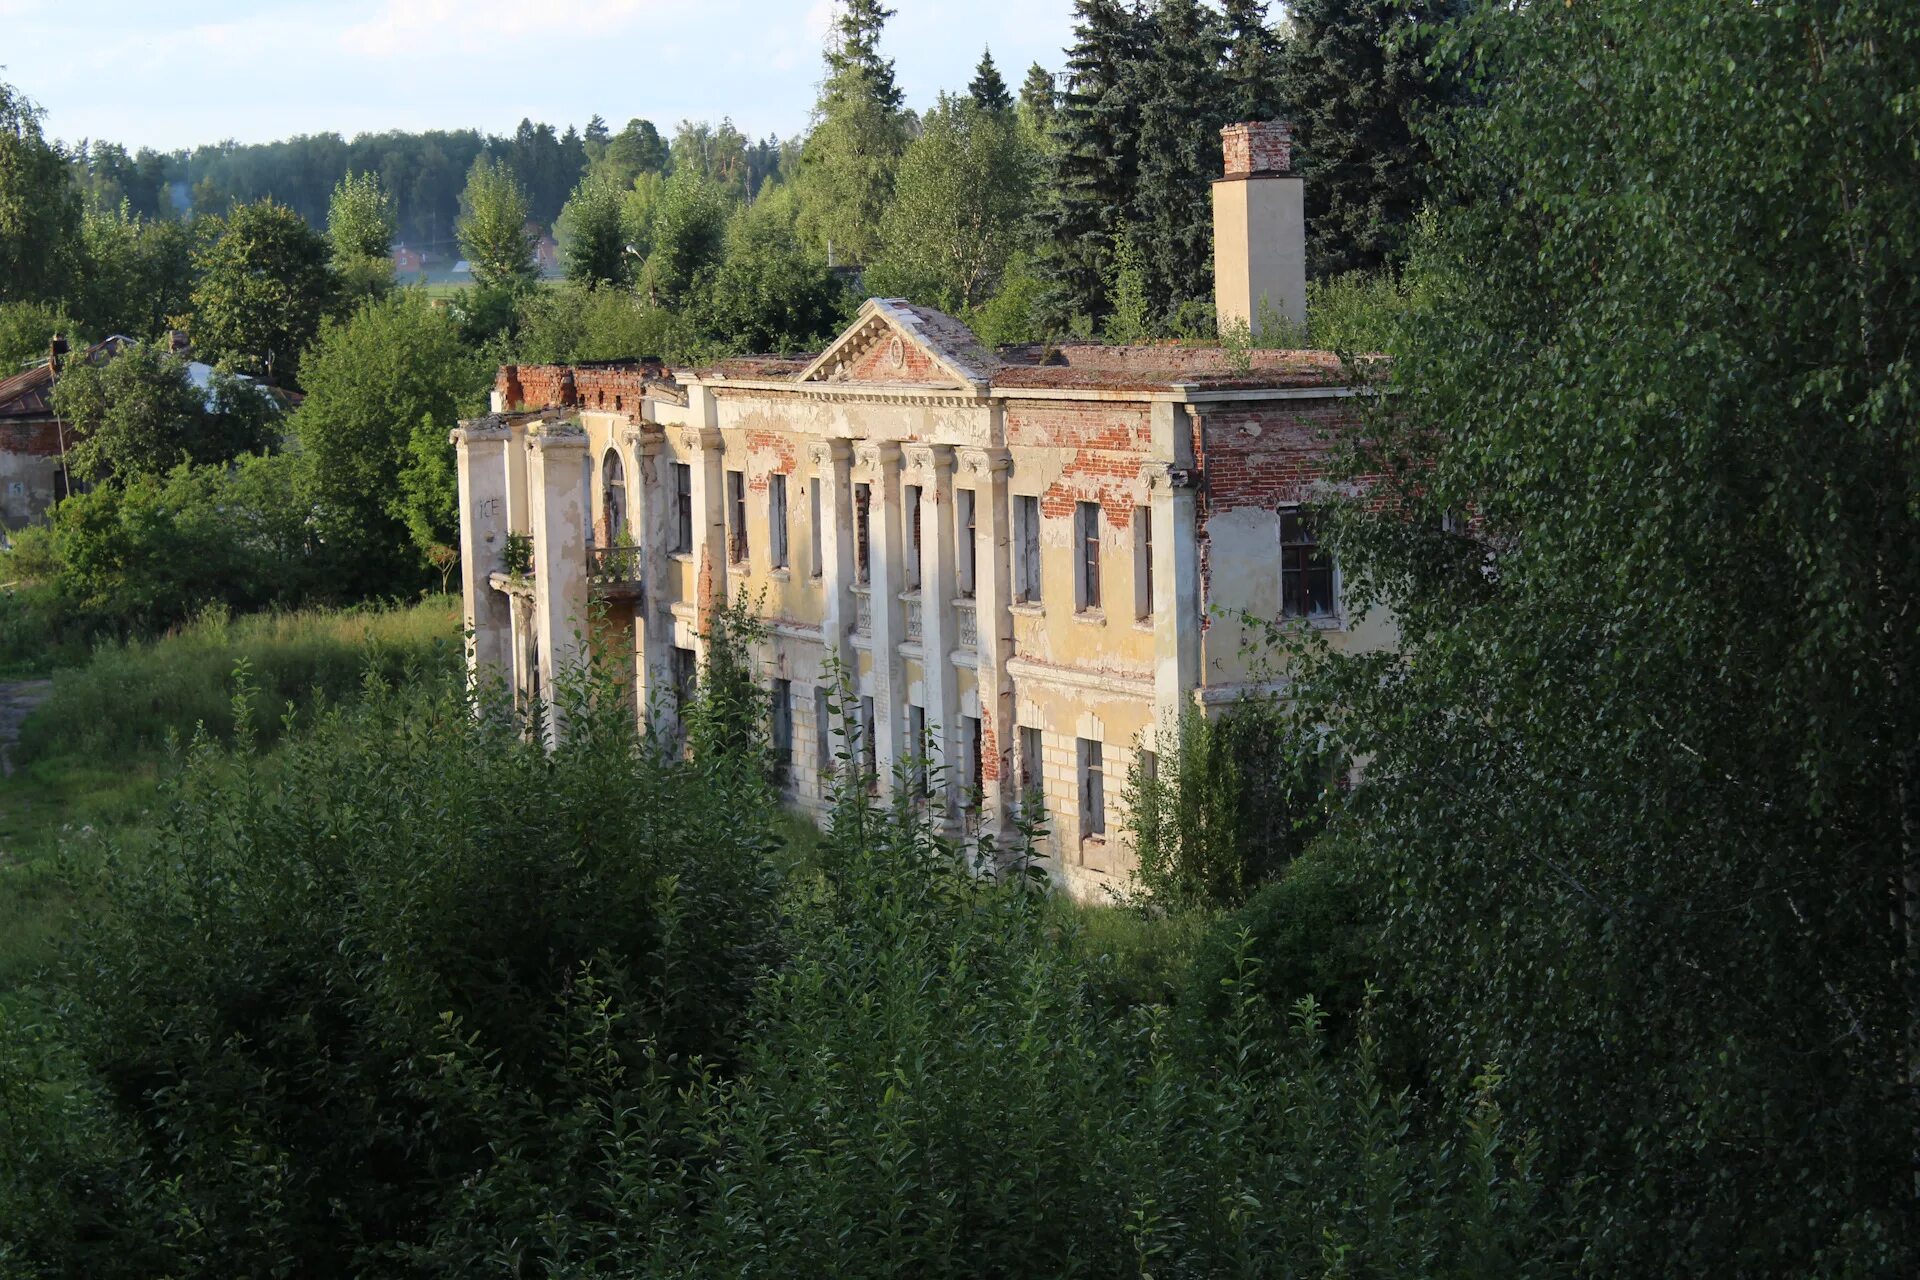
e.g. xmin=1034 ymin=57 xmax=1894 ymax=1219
xmin=1126 ymin=699 xmax=1335 ymax=908
xmin=5 ymin=662 xmax=783 ymax=1276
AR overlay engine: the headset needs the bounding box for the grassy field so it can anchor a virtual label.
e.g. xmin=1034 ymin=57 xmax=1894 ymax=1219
xmin=0 ymin=597 xmax=461 ymax=991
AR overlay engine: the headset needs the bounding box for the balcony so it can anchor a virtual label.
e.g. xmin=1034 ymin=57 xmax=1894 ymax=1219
xmin=587 ymin=545 xmax=644 ymax=599
xmin=853 ymin=587 xmax=873 ymax=636
xmin=902 ymin=594 xmax=923 ymax=644
xmin=955 ymin=599 xmax=978 ymax=652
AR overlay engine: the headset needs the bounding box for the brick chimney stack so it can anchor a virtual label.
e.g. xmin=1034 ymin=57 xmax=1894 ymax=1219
xmin=1213 ymin=121 xmax=1306 ymax=340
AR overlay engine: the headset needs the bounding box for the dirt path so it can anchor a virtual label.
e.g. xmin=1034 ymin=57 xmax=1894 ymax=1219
xmin=0 ymin=680 xmax=52 ymax=778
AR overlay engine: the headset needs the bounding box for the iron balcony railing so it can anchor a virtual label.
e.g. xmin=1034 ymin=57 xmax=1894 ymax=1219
xmin=588 ymin=545 xmax=644 ymax=593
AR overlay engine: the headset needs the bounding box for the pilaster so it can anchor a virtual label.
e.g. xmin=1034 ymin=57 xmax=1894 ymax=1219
xmin=678 ymin=420 xmax=727 ymax=660
xmin=528 ymin=420 xmax=591 ymax=746
xmin=452 ymin=419 xmax=512 ymax=692
xmin=903 ymin=443 xmax=957 ymax=818
xmin=626 ymin=424 xmax=669 ymax=734
xmin=808 ymin=440 xmax=854 ymax=671
xmin=959 ymin=446 xmax=1014 ymax=845
xmin=855 ymin=440 xmax=904 ymax=796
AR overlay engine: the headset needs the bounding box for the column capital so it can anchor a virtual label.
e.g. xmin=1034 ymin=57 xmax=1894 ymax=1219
xmin=676 ymin=425 xmax=723 ymax=454
xmin=529 ymin=418 xmax=587 ymax=452
xmin=955 ymin=446 xmax=1011 ymax=480
xmin=900 ymin=442 xmax=954 ymax=485
xmin=806 ymin=438 xmax=851 ymax=470
xmin=621 ymin=423 xmax=664 ymax=456
xmin=853 ymin=439 xmax=901 ymax=475
xmin=452 ymin=416 xmax=513 ymax=446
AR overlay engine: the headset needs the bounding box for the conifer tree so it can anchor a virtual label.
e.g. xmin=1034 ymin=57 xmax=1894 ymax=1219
xmin=794 ymin=0 xmax=908 ymax=265
xmin=969 ymin=48 xmax=1013 ymax=112
xmin=1127 ymin=0 xmax=1226 ymax=320
xmin=1035 ymin=0 xmax=1152 ymax=328
xmin=1017 ymin=62 xmax=1057 ymax=136
xmin=1279 ymin=0 xmax=1464 ymax=277
xmin=1221 ymin=0 xmax=1285 ymax=122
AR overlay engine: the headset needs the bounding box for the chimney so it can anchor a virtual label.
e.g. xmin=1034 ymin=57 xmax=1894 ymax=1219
xmin=48 ymin=333 xmax=69 ymax=374
xmin=1213 ymin=121 xmax=1306 ymax=340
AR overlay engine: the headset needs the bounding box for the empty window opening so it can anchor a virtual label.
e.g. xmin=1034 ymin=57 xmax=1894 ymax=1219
xmin=957 ymin=489 xmax=977 ymax=598
xmin=1279 ymin=507 xmax=1336 ymax=619
xmin=727 ymin=470 xmax=748 ymax=564
xmin=771 ymin=678 xmax=792 ymax=783
xmin=1134 ymin=505 xmax=1153 ymax=620
xmin=769 ymin=473 xmax=789 ymax=570
xmin=855 ymin=482 xmax=873 ymax=585
xmin=1079 ymin=738 xmax=1106 ymax=839
xmin=1014 ymin=495 xmax=1040 ymax=603
xmin=809 ymin=482 xmax=824 ymax=578
xmin=672 ymin=463 xmax=693 ymax=554
xmin=1076 ymin=501 xmax=1102 ymax=612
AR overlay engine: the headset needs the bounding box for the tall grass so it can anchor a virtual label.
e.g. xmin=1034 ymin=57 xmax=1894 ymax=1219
xmin=14 ymin=596 xmax=460 ymax=768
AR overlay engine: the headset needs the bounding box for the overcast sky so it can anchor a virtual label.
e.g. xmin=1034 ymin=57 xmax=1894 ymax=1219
xmin=0 ymin=0 xmax=1081 ymax=152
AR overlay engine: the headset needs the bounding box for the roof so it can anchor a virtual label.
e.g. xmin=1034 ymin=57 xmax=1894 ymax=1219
xmin=0 ymin=336 xmax=136 ymax=420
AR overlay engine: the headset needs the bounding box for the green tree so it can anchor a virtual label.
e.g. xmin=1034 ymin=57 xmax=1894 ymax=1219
xmin=793 ymin=0 xmax=909 ymax=265
xmin=0 ymin=79 xmax=80 ymax=304
xmin=70 ymin=204 xmax=195 ymax=339
xmin=1128 ymin=0 xmax=1227 ymax=319
xmin=556 ymin=168 xmax=631 ymax=287
xmin=597 ymin=117 xmax=668 ymax=188
xmin=0 ymin=300 xmax=83 ymax=374
xmin=1279 ymin=0 xmax=1463 ymax=277
xmin=870 ymin=97 xmax=1036 ymax=313
xmin=190 ymin=198 xmax=335 ymax=386
xmin=638 ymin=169 xmax=729 ymax=308
xmin=969 ymin=48 xmax=1012 ymax=112
xmin=326 ymin=170 xmax=396 ymax=304
xmin=1017 ymin=62 xmax=1057 ymax=138
xmin=455 ymin=156 xmax=536 ymax=290
xmin=1035 ymin=0 xmax=1151 ymax=327
xmin=293 ymin=292 xmax=481 ymax=590
xmin=1302 ymin=1 xmax=1920 ymax=1270
xmin=1221 ymin=0 xmax=1284 ymax=122
xmin=51 ymin=341 xmax=278 ymax=483
xmin=694 ymin=188 xmax=848 ymax=355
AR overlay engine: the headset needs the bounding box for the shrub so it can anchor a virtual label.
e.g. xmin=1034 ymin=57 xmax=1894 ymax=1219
xmin=1125 ymin=699 xmax=1335 ymax=908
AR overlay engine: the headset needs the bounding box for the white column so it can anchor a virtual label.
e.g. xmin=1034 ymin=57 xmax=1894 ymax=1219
xmin=905 ymin=443 xmax=958 ymax=818
xmin=857 ymin=440 xmax=904 ymax=796
xmin=627 ymin=424 xmax=669 ymax=733
xmin=809 ymin=440 xmax=854 ymax=664
xmin=680 ymin=419 xmax=727 ymax=663
xmin=1149 ymin=403 xmax=1202 ymax=733
xmin=528 ymin=420 xmax=590 ymax=746
xmin=960 ymin=446 xmax=1014 ymax=844
xmin=452 ymin=418 xmax=512 ymax=691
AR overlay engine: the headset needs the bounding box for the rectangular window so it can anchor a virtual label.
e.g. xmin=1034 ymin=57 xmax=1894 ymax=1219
xmin=670 ymin=645 xmax=697 ymax=710
xmin=957 ymin=489 xmax=977 ymax=598
xmin=859 ymin=694 xmax=878 ymax=785
xmin=673 ymin=463 xmax=693 ymax=554
xmin=1014 ymin=495 xmax=1040 ymax=603
xmin=727 ymin=470 xmax=748 ymax=564
xmin=1135 ymin=506 xmax=1153 ymax=620
xmin=904 ymin=484 xmax=922 ymax=590
xmin=815 ymin=685 xmax=835 ymax=787
xmin=1076 ymin=501 xmax=1102 ymax=612
xmin=1019 ymin=724 xmax=1043 ymax=814
xmin=1079 ymin=738 xmax=1105 ymax=838
xmin=769 ymin=474 xmax=789 ymax=570
xmin=809 ymin=482 xmax=824 ymax=578
xmin=960 ymin=714 xmax=982 ymax=809
xmin=907 ymin=703 xmax=927 ymax=796
xmin=771 ymin=678 xmax=792 ymax=782
xmin=854 ymin=482 xmax=872 ymax=585
xmin=1279 ymin=507 xmax=1336 ymax=619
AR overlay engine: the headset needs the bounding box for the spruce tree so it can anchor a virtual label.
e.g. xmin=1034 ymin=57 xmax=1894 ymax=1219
xmin=1127 ymin=0 xmax=1226 ymax=321
xmin=1279 ymin=0 xmax=1464 ymax=277
xmin=1017 ymin=62 xmax=1057 ymax=135
xmin=1035 ymin=0 xmax=1152 ymax=328
xmin=969 ymin=48 xmax=1013 ymax=113
xmin=794 ymin=0 xmax=908 ymax=265
xmin=1221 ymin=0 xmax=1284 ymax=122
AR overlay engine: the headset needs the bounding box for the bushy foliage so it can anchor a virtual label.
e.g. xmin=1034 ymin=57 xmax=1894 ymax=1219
xmin=327 ymin=171 xmax=397 ymax=306
xmin=456 ymin=156 xmax=536 ymax=290
xmin=2 ymin=663 xmax=783 ymax=1276
xmin=1126 ymin=700 xmax=1334 ymax=909
xmin=189 ymin=198 xmax=336 ymax=386
xmin=0 ymin=80 xmax=81 ymax=306
xmin=0 ymin=300 xmax=83 ymax=374
xmin=0 ymin=454 xmax=327 ymax=640
xmin=693 ymin=192 xmax=849 ymax=355
xmin=69 ymin=205 xmax=195 ymax=340
xmin=1294 ymin=1 xmax=1920 ymax=1270
xmin=557 ymin=168 xmax=632 ymax=287
xmin=50 ymin=340 xmax=279 ymax=483
xmin=513 ymin=282 xmax=696 ymax=364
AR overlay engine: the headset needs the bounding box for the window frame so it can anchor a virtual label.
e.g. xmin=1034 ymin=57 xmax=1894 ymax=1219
xmin=956 ymin=488 xmax=977 ymax=599
xmin=1278 ymin=505 xmax=1337 ymax=621
xmin=726 ymin=469 xmax=749 ymax=565
xmin=1013 ymin=494 xmax=1041 ymax=604
xmin=1079 ymin=737 xmax=1106 ymax=839
xmin=672 ymin=462 xmax=693 ymax=554
xmin=770 ymin=677 xmax=792 ymax=782
xmin=854 ymin=482 xmax=872 ymax=586
xmin=1075 ymin=500 xmax=1102 ymax=613
xmin=809 ymin=481 xmax=824 ymax=579
xmin=768 ymin=473 xmax=789 ymax=570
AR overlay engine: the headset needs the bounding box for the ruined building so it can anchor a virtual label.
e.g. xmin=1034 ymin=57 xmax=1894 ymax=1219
xmin=453 ymin=122 xmax=1393 ymax=897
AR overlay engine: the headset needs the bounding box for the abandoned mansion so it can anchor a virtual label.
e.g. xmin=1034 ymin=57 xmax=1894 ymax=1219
xmin=453 ymin=122 xmax=1394 ymax=897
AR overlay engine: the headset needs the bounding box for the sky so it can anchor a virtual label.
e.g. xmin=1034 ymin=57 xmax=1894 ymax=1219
xmin=0 ymin=0 xmax=1082 ymax=153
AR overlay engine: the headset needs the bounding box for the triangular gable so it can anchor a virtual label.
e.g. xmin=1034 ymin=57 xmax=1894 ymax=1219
xmin=795 ymin=298 xmax=998 ymax=391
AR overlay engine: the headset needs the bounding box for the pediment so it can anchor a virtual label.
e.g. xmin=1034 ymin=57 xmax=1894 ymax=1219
xmin=796 ymin=298 xmax=998 ymax=391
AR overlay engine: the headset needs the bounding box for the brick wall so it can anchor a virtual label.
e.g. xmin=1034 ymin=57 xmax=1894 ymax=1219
xmin=496 ymin=363 xmax=653 ymax=420
xmin=0 ymin=419 xmax=66 ymax=457
xmin=1006 ymin=399 xmax=1155 ymax=527
xmin=1220 ymin=121 xmax=1293 ymax=177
